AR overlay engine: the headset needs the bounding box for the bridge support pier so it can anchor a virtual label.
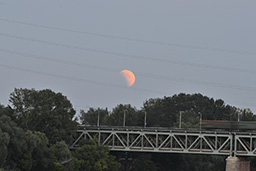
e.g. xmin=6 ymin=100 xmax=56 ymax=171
xmin=225 ymin=156 xmax=250 ymax=171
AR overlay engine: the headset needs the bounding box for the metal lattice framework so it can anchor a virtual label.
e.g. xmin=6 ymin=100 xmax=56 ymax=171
xmin=234 ymin=134 xmax=256 ymax=156
xmin=70 ymin=127 xmax=236 ymax=156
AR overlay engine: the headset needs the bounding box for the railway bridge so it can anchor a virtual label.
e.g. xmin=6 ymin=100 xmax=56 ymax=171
xmin=71 ymin=126 xmax=256 ymax=171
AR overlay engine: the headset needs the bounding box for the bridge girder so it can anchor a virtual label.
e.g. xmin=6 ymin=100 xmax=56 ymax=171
xmin=71 ymin=127 xmax=256 ymax=156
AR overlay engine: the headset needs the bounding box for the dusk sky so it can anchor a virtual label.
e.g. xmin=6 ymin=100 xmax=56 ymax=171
xmin=0 ymin=0 xmax=256 ymax=114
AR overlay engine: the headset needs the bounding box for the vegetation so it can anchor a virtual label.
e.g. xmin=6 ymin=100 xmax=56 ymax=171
xmin=0 ymin=88 xmax=120 ymax=171
xmin=73 ymin=145 xmax=121 ymax=171
xmin=1 ymin=88 xmax=255 ymax=170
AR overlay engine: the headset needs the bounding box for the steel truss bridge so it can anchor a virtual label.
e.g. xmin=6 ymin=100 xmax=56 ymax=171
xmin=70 ymin=126 xmax=256 ymax=157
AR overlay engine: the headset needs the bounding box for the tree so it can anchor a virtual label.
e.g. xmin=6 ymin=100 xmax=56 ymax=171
xmin=152 ymin=153 xmax=181 ymax=171
xmin=52 ymin=141 xmax=75 ymax=171
xmin=22 ymin=131 xmax=56 ymax=171
xmin=0 ymin=109 xmax=57 ymax=171
xmin=0 ymin=104 xmax=71 ymax=171
xmin=0 ymin=129 xmax=9 ymax=168
xmin=0 ymin=112 xmax=28 ymax=170
xmin=133 ymin=154 xmax=157 ymax=171
xmin=106 ymin=104 xmax=142 ymax=127
xmin=143 ymin=93 xmax=238 ymax=128
xmin=0 ymin=105 xmax=11 ymax=168
xmin=72 ymin=144 xmax=121 ymax=171
xmin=236 ymin=108 xmax=256 ymax=121
xmin=143 ymin=97 xmax=176 ymax=127
xmin=80 ymin=108 xmax=109 ymax=126
xmin=178 ymin=110 xmax=200 ymax=128
xmin=9 ymin=88 xmax=77 ymax=144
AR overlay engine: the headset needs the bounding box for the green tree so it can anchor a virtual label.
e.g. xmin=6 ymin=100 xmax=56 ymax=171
xmin=133 ymin=154 xmax=157 ymax=171
xmin=175 ymin=154 xmax=225 ymax=171
xmin=0 ymin=112 xmax=28 ymax=170
xmin=80 ymin=108 xmax=109 ymax=126
xmin=117 ymin=152 xmax=157 ymax=171
xmin=106 ymin=104 xmax=142 ymax=126
xmin=72 ymin=144 xmax=121 ymax=171
xmin=52 ymin=141 xmax=75 ymax=171
xmin=21 ymin=131 xmax=55 ymax=171
xmin=0 ymin=105 xmax=10 ymax=168
xmin=178 ymin=110 xmax=200 ymax=128
xmin=143 ymin=97 xmax=176 ymax=127
xmin=0 ymin=129 xmax=9 ymax=168
xmin=143 ymin=93 xmax=237 ymax=128
xmin=9 ymin=88 xmax=77 ymax=144
xmin=236 ymin=108 xmax=256 ymax=121
xmin=0 ymin=105 xmax=67 ymax=171
xmin=152 ymin=153 xmax=181 ymax=171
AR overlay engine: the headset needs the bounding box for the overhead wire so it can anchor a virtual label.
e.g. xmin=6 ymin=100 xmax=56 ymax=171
xmin=0 ymin=48 xmax=119 ymax=73
xmin=0 ymin=33 xmax=256 ymax=74
xmin=1 ymin=48 xmax=256 ymax=92
xmin=0 ymin=63 xmax=255 ymax=111
xmin=0 ymin=17 xmax=256 ymax=56
xmin=0 ymin=63 xmax=166 ymax=94
xmin=1 ymin=19 xmax=255 ymax=111
xmin=0 ymin=33 xmax=255 ymax=110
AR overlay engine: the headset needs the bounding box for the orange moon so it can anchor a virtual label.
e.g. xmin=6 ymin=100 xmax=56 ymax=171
xmin=120 ymin=70 xmax=135 ymax=87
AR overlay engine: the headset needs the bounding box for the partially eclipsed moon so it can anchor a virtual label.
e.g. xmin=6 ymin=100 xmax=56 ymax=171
xmin=120 ymin=70 xmax=135 ymax=87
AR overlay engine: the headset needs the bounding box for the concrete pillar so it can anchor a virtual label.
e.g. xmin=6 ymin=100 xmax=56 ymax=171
xmin=239 ymin=157 xmax=250 ymax=171
xmin=226 ymin=156 xmax=250 ymax=171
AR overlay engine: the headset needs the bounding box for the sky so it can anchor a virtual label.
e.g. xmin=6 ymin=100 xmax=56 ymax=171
xmin=0 ymin=0 xmax=256 ymax=114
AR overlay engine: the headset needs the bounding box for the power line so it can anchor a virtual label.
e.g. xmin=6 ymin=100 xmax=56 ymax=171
xmin=1 ymin=49 xmax=256 ymax=92
xmin=0 ymin=17 xmax=256 ymax=56
xmin=0 ymin=48 xmax=119 ymax=73
xmin=0 ymin=63 xmax=166 ymax=94
xmin=2 ymin=48 xmax=255 ymax=77
xmin=0 ymin=33 xmax=256 ymax=74
xmin=0 ymin=62 xmax=255 ymax=111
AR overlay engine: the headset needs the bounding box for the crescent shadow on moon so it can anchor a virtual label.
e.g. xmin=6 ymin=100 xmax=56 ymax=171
xmin=120 ymin=70 xmax=135 ymax=87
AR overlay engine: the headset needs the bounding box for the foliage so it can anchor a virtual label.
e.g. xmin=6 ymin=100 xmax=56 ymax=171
xmin=79 ymin=93 xmax=243 ymax=129
xmin=72 ymin=144 xmax=121 ymax=171
xmin=143 ymin=93 xmax=238 ymax=127
xmin=0 ymin=112 xmax=27 ymax=170
xmin=0 ymin=109 xmax=56 ymax=171
xmin=132 ymin=154 xmax=157 ymax=171
xmin=80 ymin=108 xmax=109 ymax=126
xmin=176 ymin=110 xmax=200 ymax=128
xmin=80 ymin=104 xmax=145 ymax=126
xmin=52 ymin=141 xmax=75 ymax=171
xmin=80 ymin=104 xmax=145 ymax=127
xmin=9 ymin=88 xmax=77 ymax=144
xmin=175 ymin=154 xmax=225 ymax=171
xmin=143 ymin=97 xmax=173 ymax=127
xmin=152 ymin=153 xmax=181 ymax=171
xmin=2 ymin=89 xmax=256 ymax=171
xmin=106 ymin=104 xmax=142 ymax=126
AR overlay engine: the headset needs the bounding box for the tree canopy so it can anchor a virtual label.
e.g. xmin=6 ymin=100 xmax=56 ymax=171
xmin=1 ymin=89 xmax=256 ymax=171
xmin=80 ymin=93 xmax=250 ymax=129
xmin=9 ymin=88 xmax=77 ymax=144
xmin=72 ymin=144 xmax=121 ymax=171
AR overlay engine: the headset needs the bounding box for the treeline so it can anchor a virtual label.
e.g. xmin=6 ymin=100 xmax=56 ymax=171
xmin=81 ymin=93 xmax=255 ymax=128
xmin=0 ymin=88 xmax=120 ymax=171
xmin=80 ymin=93 xmax=256 ymax=171
xmin=1 ymin=88 xmax=256 ymax=171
